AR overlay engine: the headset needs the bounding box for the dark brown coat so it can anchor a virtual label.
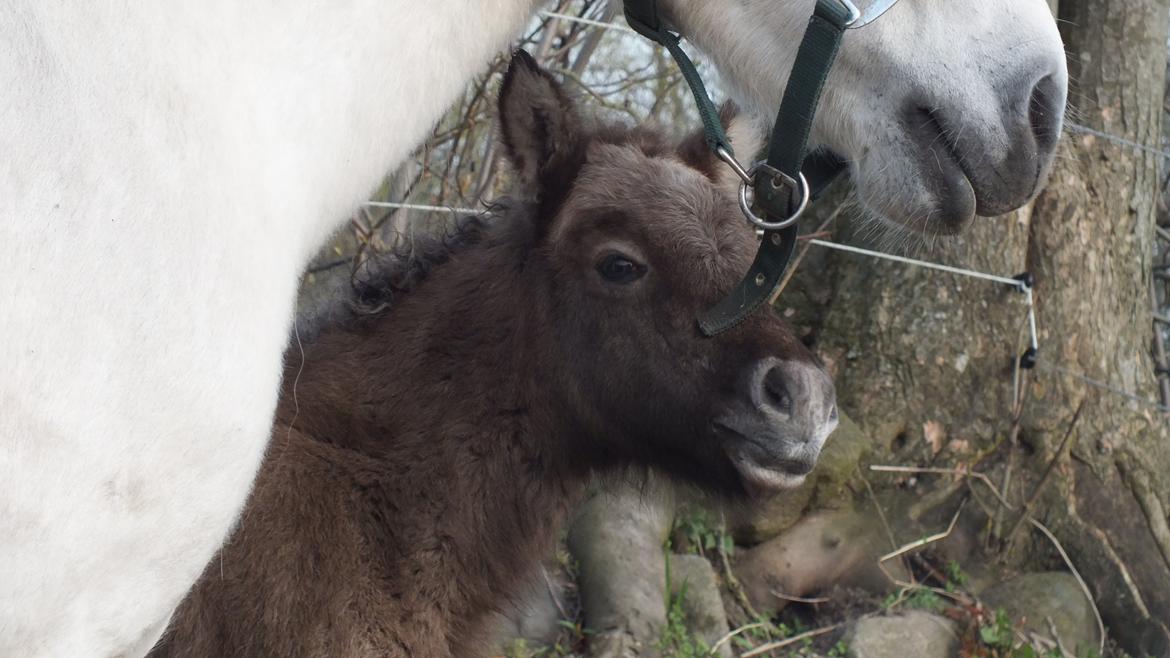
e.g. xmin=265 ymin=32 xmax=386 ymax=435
xmin=151 ymin=51 xmax=836 ymax=658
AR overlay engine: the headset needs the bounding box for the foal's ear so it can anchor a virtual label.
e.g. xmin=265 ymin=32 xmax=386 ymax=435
xmin=678 ymin=103 xmax=766 ymax=197
xmin=498 ymin=50 xmax=584 ymax=195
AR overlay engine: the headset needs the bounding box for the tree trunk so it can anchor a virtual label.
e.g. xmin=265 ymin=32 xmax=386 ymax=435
xmin=801 ymin=1 xmax=1170 ymax=654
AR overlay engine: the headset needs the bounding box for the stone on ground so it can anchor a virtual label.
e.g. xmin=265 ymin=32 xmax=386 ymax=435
xmin=979 ymin=571 xmax=1100 ymax=656
xmin=567 ymin=480 xmax=675 ymax=657
xmin=846 ymin=611 xmax=959 ymax=658
xmin=733 ymin=508 xmax=905 ymax=613
xmin=667 ymin=554 xmax=732 ymax=658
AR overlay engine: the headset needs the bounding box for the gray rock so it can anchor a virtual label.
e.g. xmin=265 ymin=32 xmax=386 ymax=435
xmin=668 ymin=555 xmax=733 ymax=658
xmin=846 ymin=611 xmax=960 ymax=658
xmin=734 ymin=509 xmax=906 ymax=614
xmin=584 ymin=630 xmax=651 ymax=658
xmin=979 ymin=571 xmax=1101 ymax=656
xmin=567 ymin=479 xmax=676 ymax=658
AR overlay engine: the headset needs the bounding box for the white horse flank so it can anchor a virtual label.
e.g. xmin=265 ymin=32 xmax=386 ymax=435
xmin=0 ymin=1 xmax=1065 ymax=656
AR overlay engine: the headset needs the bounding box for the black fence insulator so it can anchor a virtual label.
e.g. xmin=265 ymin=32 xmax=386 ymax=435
xmin=1019 ymin=347 xmax=1038 ymax=370
xmin=1012 ymin=271 xmax=1034 ymax=291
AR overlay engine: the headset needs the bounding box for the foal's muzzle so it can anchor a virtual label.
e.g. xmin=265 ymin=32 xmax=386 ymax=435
xmin=715 ymin=357 xmax=838 ymax=494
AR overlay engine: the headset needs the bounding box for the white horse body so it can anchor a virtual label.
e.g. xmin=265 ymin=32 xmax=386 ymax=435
xmin=0 ymin=2 xmax=539 ymax=655
xmin=0 ymin=1 xmax=1066 ymax=656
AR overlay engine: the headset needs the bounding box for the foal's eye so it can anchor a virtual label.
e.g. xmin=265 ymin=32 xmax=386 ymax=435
xmin=596 ymin=253 xmax=646 ymax=284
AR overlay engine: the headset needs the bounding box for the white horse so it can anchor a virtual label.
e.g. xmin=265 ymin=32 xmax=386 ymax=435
xmin=0 ymin=1 xmax=1065 ymax=656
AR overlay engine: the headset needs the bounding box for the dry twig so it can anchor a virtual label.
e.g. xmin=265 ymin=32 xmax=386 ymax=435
xmin=739 ymin=624 xmax=841 ymax=658
xmin=707 ymin=622 xmax=767 ymax=657
xmin=770 ymin=590 xmax=830 ymax=605
xmin=869 ymin=465 xmax=1013 ymax=510
xmin=1004 ymin=399 xmax=1085 ymax=550
xmin=873 ymin=501 xmax=976 ymax=607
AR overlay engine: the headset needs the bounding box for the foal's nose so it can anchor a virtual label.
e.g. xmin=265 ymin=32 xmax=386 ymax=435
xmin=749 ymin=357 xmax=837 ymax=446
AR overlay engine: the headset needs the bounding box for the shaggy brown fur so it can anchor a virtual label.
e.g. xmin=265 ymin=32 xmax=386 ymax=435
xmin=151 ymin=51 xmax=832 ymax=658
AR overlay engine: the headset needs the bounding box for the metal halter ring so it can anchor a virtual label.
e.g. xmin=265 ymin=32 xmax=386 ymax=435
xmin=738 ymin=165 xmax=810 ymax=231
xmin=714 ymin=147 xmax=810 ymax=231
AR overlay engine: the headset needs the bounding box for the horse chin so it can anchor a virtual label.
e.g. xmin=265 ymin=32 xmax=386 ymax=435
xmin=724 ymin=442 xmax=812 ymax=497
xmin=851 ymin=111 xmax=984 ymax=236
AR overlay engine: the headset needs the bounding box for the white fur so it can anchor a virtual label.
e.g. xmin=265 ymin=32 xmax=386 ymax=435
xmin=0 ymin=1 xmax=1065 ymax=656
xmin=669 ymin=0 xmax=1069 ymax=232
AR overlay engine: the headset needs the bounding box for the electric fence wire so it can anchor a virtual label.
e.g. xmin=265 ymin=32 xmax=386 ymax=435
xmin=360 ymin=203 xmax=1163 ymax=415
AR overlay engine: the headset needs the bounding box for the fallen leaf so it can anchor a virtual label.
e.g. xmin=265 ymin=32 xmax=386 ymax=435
xmin=948 ymin=439 xmax=970 ymax=454
xmin=924 ymin=420 xmax=946 ymax=456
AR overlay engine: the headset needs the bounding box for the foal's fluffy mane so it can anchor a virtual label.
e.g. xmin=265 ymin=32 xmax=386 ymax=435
xmin=349 ymin=207 xmax=499 ymax=316
xmin=292 ymin=202 xmax=516 ymax=343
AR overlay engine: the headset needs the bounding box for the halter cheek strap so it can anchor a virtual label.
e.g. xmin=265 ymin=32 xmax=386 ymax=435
xmin=699 ymin=1 xmax=850 ymax=335
xmin=624 ymin=0 xmax=733 ymax=156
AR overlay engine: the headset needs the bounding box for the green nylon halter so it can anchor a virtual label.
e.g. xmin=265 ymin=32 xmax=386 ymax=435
xmin=624 ymin=0 xmax=851 ymax=336
xmin=623 ymin=1 xmax=732 ymax=155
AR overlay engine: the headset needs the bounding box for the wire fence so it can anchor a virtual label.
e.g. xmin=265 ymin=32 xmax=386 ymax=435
xmin=350 ymin=6 xmax=1170 ymax=418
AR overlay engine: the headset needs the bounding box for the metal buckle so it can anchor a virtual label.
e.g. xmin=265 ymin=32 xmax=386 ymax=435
xmin=836 ymin=0 xmax=901 ymax=28
xmin=739 ymin=164 xmax=810 ymax=231
xmin=715 ymin=147 xmax=810 ymax=231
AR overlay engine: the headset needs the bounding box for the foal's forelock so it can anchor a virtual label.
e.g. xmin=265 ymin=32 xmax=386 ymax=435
xmin=552 ymin=141 xmax=756 ymax=286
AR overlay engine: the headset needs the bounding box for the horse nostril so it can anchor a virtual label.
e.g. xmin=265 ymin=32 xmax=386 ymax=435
xmin=1028 ymin=73 xmax=1064 ymax=154
xmin=761 ymin=366 xmax=792 ymax=415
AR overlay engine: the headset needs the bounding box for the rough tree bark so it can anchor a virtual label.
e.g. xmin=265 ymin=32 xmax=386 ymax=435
xmin=800 ymin=1 xmax=1170 ymax=654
